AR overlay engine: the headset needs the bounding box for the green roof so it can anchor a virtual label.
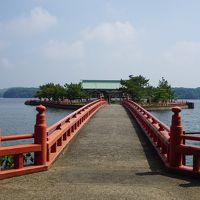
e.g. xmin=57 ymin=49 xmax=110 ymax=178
xmin=82 ymin=80 xmax=121 ymax=90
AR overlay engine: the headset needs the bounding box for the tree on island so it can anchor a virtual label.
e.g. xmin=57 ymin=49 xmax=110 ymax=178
xmin=35 ymin=83 xmax=66 ymax=101
xmin=153 ymin=77 xmax=174 ymax=103
xmin=35 ymin=82 xmax=89 ymax=103
xmin=120 ymin=75 xmax=150 ymax=102
xmin=145 ymin=85 xmax=156 ymax=103
xmin=64 ymin=83 xmax=89 ymax=103
xmin=120 ymin=75 xmax=174 ymax=103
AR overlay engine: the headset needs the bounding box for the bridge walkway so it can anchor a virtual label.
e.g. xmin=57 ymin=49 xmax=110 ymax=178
xmin=1 ymin=104 xmax=200 ymax=200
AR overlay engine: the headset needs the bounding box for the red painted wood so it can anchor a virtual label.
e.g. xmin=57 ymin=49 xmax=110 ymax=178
xmin=122 ymin=99 xmax=200 ymax=175
xmin=182 ymin=135 xmax=200 ymax=141
xmin=0 ymin=165 xmax=47 ymax=180
xmin=1 ymin=134 xmax=33 ymax=141
xmin=0 ymin=144 xmax=41 ymax=156
xmin=169 ymin=107 xmax=183 ymax=167
xmin=34 ymin=105 xmax=47 ymax=165
xmin=14 ymin=153 xmax=24 ymax=169
xmin=0 ymin=99 xmax=107 ymax=180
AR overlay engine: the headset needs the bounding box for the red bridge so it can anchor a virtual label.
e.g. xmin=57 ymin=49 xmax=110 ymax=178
xmin=0 ymin=99 xmax=106 ymax=179
xmin=0 ymin=99 xmax=200 ymax=199
xmin=122 ymin=99 xmax=200 ymax=174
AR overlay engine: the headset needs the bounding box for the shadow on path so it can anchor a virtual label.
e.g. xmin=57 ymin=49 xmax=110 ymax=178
xmin=124 ymin=108 xmax=200 ymax=188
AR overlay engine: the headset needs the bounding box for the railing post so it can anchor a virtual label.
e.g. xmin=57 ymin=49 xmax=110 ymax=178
xmin=169 ymin=107 xmax=183 ymax=168
xmin=14 ymin=154 xmax=24 ymax=169
xmin=193 ymin=155 xmax=200 ymax=172
xmin=34 ymin=105 xmax=47 ymax=165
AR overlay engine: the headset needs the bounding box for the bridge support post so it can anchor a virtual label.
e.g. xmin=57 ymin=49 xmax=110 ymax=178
xmin=169 ymin=107 xmax=183 ymax=168
xmin=34 ymin=105 xmax=47 ymax=165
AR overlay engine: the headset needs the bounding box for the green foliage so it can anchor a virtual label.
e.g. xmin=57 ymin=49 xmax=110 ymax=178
xmin=121 ymin=75 xmax=174 ymax=103
xmin=35 ymin=83 xmax=66 ymax=101
xmin=0 ymin=153 xmax=34 ymax=169
xmin=64 ymin=83 xmax=89 ymax=101
xmin=0 ymin=156 xmax=14 ymax=169
xmin=145 ymin=86 xmax=156 ymax=103
xmin=3 ymin=88 xmax=38 ymax=98
xmin=35 ymin=82 xmax=89 ymax=102
xmin=120 ymin=75 xmax=150 ymax=102
xmin=153 ymin=77 xmax=174 ymax=102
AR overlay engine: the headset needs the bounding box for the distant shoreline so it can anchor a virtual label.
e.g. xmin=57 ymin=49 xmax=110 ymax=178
xmin=2 ymin=86 xmax=200 ymax=99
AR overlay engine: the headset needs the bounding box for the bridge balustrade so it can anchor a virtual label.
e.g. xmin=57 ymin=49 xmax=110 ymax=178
xmin=0 ymin=99 xmax=106 ymax=180
xmin=122 ymin=99 xmax=200 ymax=175
xmin=46 ymin=99 xmax=106 ymax=166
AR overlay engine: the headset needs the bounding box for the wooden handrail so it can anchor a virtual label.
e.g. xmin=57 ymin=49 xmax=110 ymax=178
xmin=0 ymin=144 xmax=41 ymax=156
xmin=182 ymin=135 xmax=200 ymax=141
xmin=127 ymin=100 xmax=170 ymax=132
xmin=1 ymin=134 xmax=34 ymax=141
xmin=122 ymin=99 xmax=200 ymax=175
xmin=0 ymin=98 xmax=107 ymax=180
xmin=47 ymin=99 xmax=101 ymax=135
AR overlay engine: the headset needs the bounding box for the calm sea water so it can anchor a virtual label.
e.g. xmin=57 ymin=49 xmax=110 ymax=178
xmin=151 ymin=100 xmax=200 ymax=164
xmin=150 ymin=100 xmax=200 ymax=132
xmin=1 ymin=98 xmax=200 ymax=145
xmin=0 ymin=98 xmax=73 ymax=137
xmin=0 ymin=98 xmax=199 ymax=166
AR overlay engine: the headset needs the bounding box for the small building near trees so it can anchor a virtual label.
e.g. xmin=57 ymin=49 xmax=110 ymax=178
xmin=81 ymin=80 xmax=122 ymax=103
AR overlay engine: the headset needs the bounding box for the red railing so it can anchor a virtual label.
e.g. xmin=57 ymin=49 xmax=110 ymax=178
xmin=46 ymin=99 xmax=106 ymax=166
xmin=122 ymin=99 xmax=200 ymax=175
xmin=0 ymin=99 xmax=107 ymax=180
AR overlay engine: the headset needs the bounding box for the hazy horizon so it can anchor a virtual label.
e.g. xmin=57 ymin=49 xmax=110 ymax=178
xmin=1 ymin=82 xmax=200 ymax=90
xmin=1 ymin=1 xmax=200 ymax=88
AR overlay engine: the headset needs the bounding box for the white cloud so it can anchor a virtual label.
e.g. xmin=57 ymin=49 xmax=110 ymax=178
xmin=5 ymin=7 xmax=57 ymax=35
xmin=43 ymin=40 xmax=84 ymax=61
xmin=82 ymin=21 xmax=141 ymax=69
xmin=43 ymin=21 xmax=140 ymax=61
xmin=41 ymin=21 xmax=142 ymax=80
xmin=82 ymin=21 xmax=136 ymax=43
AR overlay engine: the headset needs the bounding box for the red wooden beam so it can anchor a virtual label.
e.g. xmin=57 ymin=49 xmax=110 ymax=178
xmin=0 ymin=144 xmax=41 ymax=156
xmin=1 ymin=134 xmax=33 ymax=141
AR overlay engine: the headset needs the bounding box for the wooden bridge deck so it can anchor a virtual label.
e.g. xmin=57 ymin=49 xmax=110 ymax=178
xmin=1 ymin=104 xmax=200 ymax=200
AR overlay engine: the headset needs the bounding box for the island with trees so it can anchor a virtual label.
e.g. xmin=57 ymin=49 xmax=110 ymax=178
xmin=25 ymin=82 xmax=91 ymax=109
xmin=120 ymin=75 xmax=193 ymax=110
xmin=0 ymin=79 xmax=200 ymax=101
xmin=121 ymin=76 xmax=174 ymax=103
xmin=24 ymin=75 xmax=194 ymax=110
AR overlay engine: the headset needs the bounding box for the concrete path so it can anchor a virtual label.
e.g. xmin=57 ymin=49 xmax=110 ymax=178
xmin=1 ymin=104 xmax=200 ymax=200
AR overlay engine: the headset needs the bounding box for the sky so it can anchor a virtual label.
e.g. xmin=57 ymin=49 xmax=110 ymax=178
xmin=1 ymin=0 xmax=200 ymax=88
